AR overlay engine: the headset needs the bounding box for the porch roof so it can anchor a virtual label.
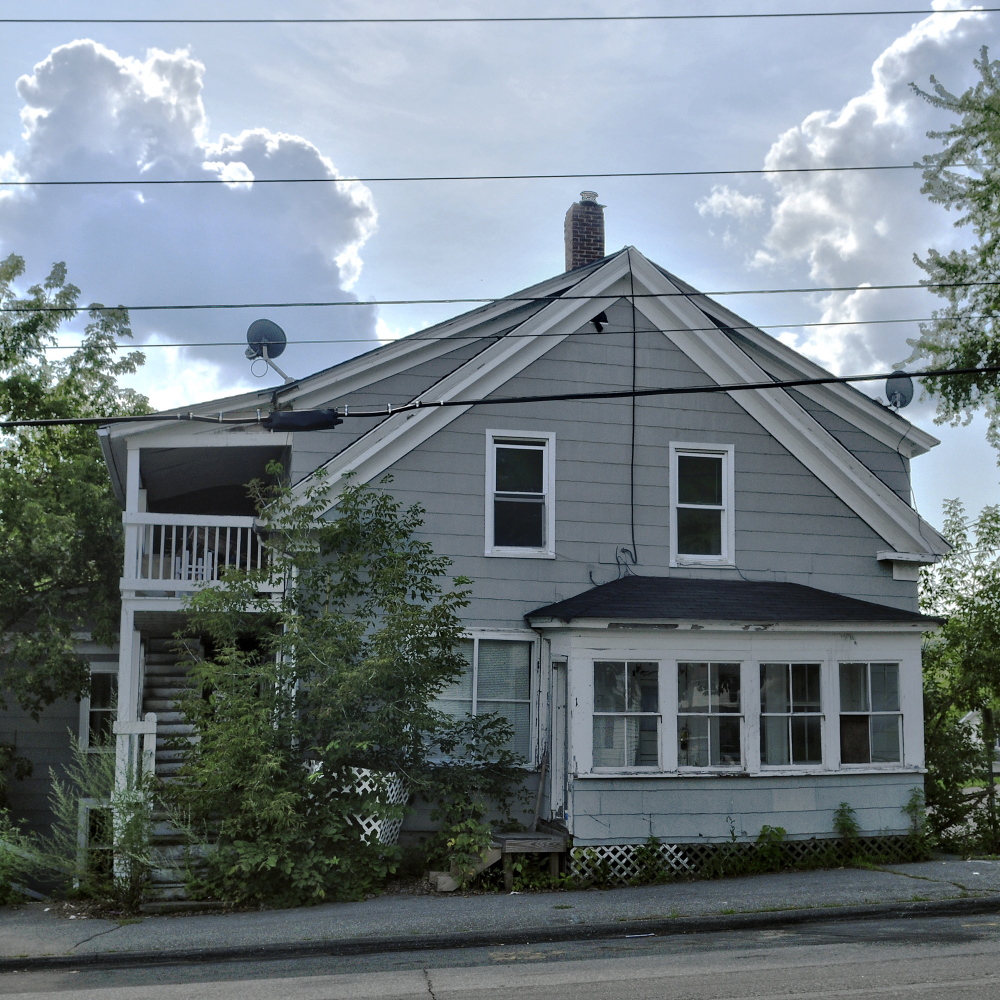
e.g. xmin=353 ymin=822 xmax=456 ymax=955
xmin=525 ymin=576 xmax=943 ymax=625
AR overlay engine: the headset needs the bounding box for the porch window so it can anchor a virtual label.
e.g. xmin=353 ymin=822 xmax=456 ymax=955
xmin=760 ymin=663 xmax=822 ymax=765
xmin=486 ymin=432 xmax=555 ymax=557
xmin=670 ymin=444 xmax=734 ymax=565
xmin=434 ymin=638 xmax=533 ymax=760
xmin=839 ymin=662 xmax=901 ymax=764
xmin=592 ymin=661 xmax=659 ymax=768
xmin=677 ymin=662 xmax=742 ymax=766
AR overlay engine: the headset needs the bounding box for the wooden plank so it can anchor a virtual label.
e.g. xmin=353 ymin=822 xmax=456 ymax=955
xmin=496 ymin=835 xmax=566 ymax=853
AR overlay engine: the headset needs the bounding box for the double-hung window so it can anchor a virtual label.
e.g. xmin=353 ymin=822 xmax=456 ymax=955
xmin=677 ymin=662 xmax=742 ymax=767
xmin=760 ymin=663 xmax=823 ymax=765
xmin=82 ymin=671 xmax=118 ymax=750
xmin=670 ymin=444 xmax=734 ymax=565
xmin=839 ymin=662 xmax=902 ymax=764
xmin=434 ymin=638 xmax=533 ymax=760
xmin=486 ymin=432 xmax=555 ymax=557
xmin=592 ymin=661 xmax=660 ymax=768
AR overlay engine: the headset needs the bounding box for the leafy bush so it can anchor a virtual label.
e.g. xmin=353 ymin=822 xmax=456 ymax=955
xmin=164 ymin=473 xmax=526 ymax=907
xmin=0 ymin=808 xmax=42 ymax=904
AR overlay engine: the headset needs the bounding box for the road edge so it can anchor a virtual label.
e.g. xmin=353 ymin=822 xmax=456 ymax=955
xmin=3 ymin=894 xmax=999 ymax=973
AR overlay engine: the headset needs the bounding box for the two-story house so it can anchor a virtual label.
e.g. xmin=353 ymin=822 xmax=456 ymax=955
xmin=84 ymin=194 xmax=950 ymax=869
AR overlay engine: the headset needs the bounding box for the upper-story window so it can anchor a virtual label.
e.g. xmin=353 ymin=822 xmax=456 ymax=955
xmin=485 ymin=431 xmax=555 ymax=557
xmin=669 ymin=443 xmax=735 ymax=566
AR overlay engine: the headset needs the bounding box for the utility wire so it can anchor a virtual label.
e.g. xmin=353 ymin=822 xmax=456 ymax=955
xmin=4 ymin=363 xmax=997 ymax=428
xmin=4 ymin=280 xmax=996 ymax=313
xmin=30 ymin=316 xmax=957 ymax=351
xmin=3 ymin=9 xmax=995 ymax=23
xmin=0 ymin=164 xmax=925 ymax=186
xmin=337 ymin=363 xmax=1000 ymax=417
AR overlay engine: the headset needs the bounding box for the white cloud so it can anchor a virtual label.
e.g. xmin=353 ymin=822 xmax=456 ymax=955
xmin=375 ymin=317 xmax=415 ymax=345
xmin=695 ymin=185 xmax=764 ymax=221
xmin=0 ymin=40 xmax=380 ymax=387
xmin=699 ymin=3 xmax=990 ymax=377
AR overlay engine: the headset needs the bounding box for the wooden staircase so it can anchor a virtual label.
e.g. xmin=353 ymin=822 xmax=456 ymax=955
xmin=141 ymin=638 xmax=202 ymax=901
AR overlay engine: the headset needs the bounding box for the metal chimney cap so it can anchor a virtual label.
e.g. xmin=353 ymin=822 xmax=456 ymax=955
xmin=580 ymin=190 xmax=599 ymax=203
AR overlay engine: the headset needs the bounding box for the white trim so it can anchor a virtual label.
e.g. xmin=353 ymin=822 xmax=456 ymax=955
xmin=530 ymin=618 xmax=937 ymax=632
xmin=669 ymin=442 xmax=735 ymax=568
xmin=79 ymin=664 xmax=118 ymax=752
xmin=437 ymin=630 xmax=539 ymax=766
xmin=566 ymin=629 xmax=920 ymax=779
xmin=485 ymin=430 xmax=556 ymax=558
xmin=653 ymin=267 xmax=940 ymax=458
xmin=835 ymin=659 xmax=905 ymax=769
xmin=624 ymin=252 xmax=948 ymax=556
xmin=292 ymin=256 xmax=635 ymax=508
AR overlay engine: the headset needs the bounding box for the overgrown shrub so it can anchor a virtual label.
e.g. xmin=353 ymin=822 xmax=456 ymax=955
xmin=41 ymin=735 xmax=151 ymax=910
xmin=0 ymin=808 xmax=41 ymax=904
xmin=164 ymin=473 xmax=526 ymax=907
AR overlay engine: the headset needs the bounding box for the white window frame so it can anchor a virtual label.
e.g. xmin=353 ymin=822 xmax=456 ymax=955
xmin=837 ymin=660 xmax=905 ymax=768
xmin=759 ymin=662 xmax=825 ymax=768
xmin=79 ymin=665 xmax=119 ymax=753
xmin=676 ymin=660 xmax=745 ymax=771
xmin=591 ymin=660 xmax=662 ymax=772
xmin=485 ymin=430 xmax=556 ymax=558
xmin=669 ymin=442 xmax=735 ymax=567
xmin=435 ymin=631 xmax=539 ymax=766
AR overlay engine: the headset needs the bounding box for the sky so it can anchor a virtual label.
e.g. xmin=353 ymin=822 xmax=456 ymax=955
xmin=0 ymin=1 xmax=998 ymax=527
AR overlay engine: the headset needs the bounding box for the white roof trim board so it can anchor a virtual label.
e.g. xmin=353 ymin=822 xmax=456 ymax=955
xmin=102 ymin=247 xmax=947 ymax=556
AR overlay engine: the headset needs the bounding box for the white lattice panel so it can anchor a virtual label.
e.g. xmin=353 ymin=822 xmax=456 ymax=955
xmin=569 ymin=842 xmax=694 ymax=884
xmin=350 ymin=767 xmax=409 ymax=846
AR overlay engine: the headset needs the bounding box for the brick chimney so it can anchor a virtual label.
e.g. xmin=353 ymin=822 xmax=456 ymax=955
xmin=564 ymin=191 xmax=605 ymax=271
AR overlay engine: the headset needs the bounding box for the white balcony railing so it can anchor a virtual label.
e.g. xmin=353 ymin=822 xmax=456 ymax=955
xmin=121 ymin=513 xmax=283 ymax=594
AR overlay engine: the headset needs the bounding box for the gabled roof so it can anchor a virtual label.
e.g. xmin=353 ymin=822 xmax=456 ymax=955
xmin=526 ymin=576 xmax=942 ymax=626
xmin=98 ymin=247 xmax=948 ymax=558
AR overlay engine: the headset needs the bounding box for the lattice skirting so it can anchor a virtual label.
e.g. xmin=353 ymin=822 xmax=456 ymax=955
xmin=350 ymin=768 xmax=409 ymax=846
xmin=569 ymin=835 xmax=921 ymax=886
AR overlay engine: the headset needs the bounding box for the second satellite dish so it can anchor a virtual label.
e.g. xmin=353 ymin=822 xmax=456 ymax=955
xmin=245 ymin=318 xmax=287 ymax=359
xmin=885 ymin=371 xmax=914 ymax=409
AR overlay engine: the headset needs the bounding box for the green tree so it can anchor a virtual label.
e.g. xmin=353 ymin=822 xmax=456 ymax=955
xmin=164 ymin=472 xmax=525 ymax=907
xmin=0 ymin=254 xmax=147 ymax=792
xmin=921 ymin=498 xmax=1000 ymax=846
xmin=910 ymin=48 xmax=1000 ymax=448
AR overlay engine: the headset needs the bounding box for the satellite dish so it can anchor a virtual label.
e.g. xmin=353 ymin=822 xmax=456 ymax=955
xmin=246 ymin=318 xmax=287 ymax=359
xmin=886 ymin=371 xmax=914 ymax=409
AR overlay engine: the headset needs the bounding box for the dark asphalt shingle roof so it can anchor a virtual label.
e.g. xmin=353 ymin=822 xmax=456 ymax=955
xmin=526 ymin=576 xmax=942 ymax=625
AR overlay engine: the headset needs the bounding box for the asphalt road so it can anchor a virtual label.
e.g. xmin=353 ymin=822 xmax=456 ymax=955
xmin=2 ymin=912 xmax=999 ymax=999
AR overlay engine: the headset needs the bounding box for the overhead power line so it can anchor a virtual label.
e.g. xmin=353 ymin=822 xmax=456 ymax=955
xmin=0 ymin=164 xmax=923 ymax=187
xmin=3 ymin=363 xmax=997 ymax=429
xmin=331 ymin=363 xmax=1000 ymax=417
xmin=34 ymin=316 xmax=952 ymax=351
xmin=3 ymin=9 xmax=995 ymax=23
xmin=2 ymin=280 xmax=994 ymax=314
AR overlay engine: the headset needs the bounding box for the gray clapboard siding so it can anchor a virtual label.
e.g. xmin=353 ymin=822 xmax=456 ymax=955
xmin=787 ymin=388 xmax=912 ymax=502
xmin=288 ymin=310 xmax=557 ymax=485
xmin=0 ymin=697 xmax=78 ymax=836
xmin=721 ymin=329 xmax=914 ymax=502
xmin=568 ymin=772 xmax=922 ymax=844
xmin=351 ymin=306 xmax=920 ymax=629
